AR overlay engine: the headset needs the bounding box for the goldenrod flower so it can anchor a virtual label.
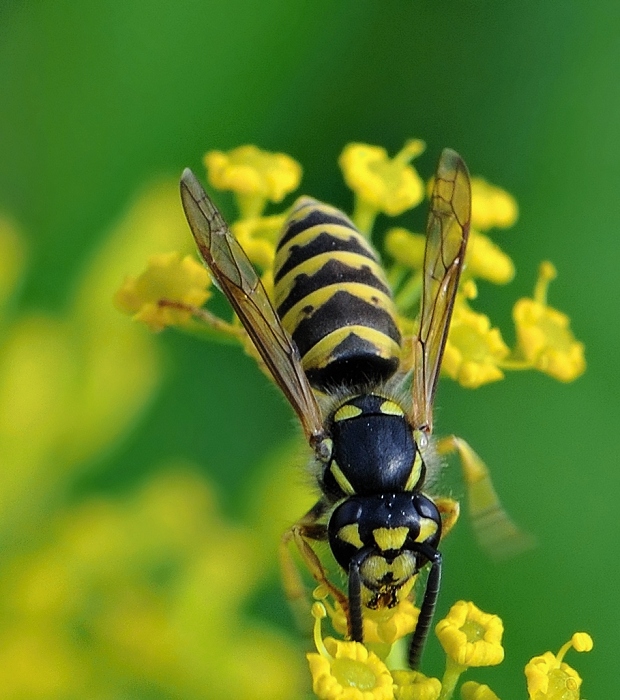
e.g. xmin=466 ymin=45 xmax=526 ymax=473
xmin=115 ymin=251 xmax=211 ymax=331
xmin=435 ymin=601 xmax=504 ymax=668
xmin=308 ymin=602 xmax=395 ymax=700
xmin=470 ymin=177 xmax=518 ymax=231
xmin=512 ymin=262 xmax=585 ymax=382
xmin=231 ymin=213 xmax=286 ymax=271
xmin=466 ymin=231 xmax=515 ymax=285
xmin=443 ymin=296 xmax=510 ymax=389
xmin=460 ymin=681 xmax=501 ymax=700
xmin=204 ymin=145 xmax=302 ymax=219
xmin=340 ymin=140 xmax=426 ymax=233
xmin=392 ymin=670 xmax=441 ymax=700
xmin=524 ymin=633 xmax=593 ymax=700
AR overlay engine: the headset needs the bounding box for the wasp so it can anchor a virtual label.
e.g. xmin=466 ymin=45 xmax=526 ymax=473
xmin=180 ymin=149 xmax=470 ymax=668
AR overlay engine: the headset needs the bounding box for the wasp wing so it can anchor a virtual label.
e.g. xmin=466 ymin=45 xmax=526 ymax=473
xmin=180 ymin=169 xmax=324 ymax=443
xmin=412 ymin=149 xmax=471 ymax=434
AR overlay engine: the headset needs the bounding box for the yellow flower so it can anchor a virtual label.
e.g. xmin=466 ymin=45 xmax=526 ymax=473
xmin=307 ymin=602 xmax=395 ymax=700
xmin=470 ymin=177 xmax=518 ymax=231
xmin=329 ymin=593 xmax=420 ymax=647
xmin=115 ymin=251 xmax=211 ymax=331
xmin=512 ymin=262 xmax=585 ymax=382
xmin=465 ymin=230 xmax=515 ymax=285
xmin=340 ymin=140 xmax=426 ymax=233
xmin=204 ymin=145 xmax=302 ymax=218
xmin=0 ymin=469 xmax=306 ymax=700
xmin=392 ymin=670 xmax=441 ymax=700
xmin=443 ymin=294 xmax=510 ymax=389
xmin=435 ymin=601 xmax=504 ymax=668
xmin=231 ymin=213 xmax=286 ymax=271
xmin=460 ymin=681 xmax=501 ymax=700
xmin=384 ymin=228 xmax=426 ymax=270
xmin=524 ymin=633 xmax=593 ymax=700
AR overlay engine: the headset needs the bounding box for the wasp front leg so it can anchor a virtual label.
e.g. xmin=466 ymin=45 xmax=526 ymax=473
xmin=437 ymin=435 xmax=535 ymax=559
xmin=279 ymin=499 xmax=349 ymax=631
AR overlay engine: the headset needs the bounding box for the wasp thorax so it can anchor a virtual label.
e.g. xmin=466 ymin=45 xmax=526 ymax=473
xmin=322 ymin=394 xmax=423 ymax=499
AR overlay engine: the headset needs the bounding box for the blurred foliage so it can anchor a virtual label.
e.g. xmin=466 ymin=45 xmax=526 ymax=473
xmin=1 ymin=1 xmax=617 ymax=697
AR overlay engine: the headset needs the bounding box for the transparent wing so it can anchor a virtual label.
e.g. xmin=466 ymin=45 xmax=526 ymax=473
xmin=180 ymin=168 xmax=324 ymax=444
xmin=412 ymin=149 xmax=471 ymax=433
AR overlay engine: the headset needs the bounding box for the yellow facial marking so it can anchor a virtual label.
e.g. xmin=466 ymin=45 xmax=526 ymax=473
xmin=379 ymin=400 xmax=404 ymax=417
xmin=360 ymin=552 xmax=417 ymax=587
xmin=373 ymin=526 xmax=409 ymax=552
xmin=329 ymin=460 xmax=355 ymax=495
xmin=416 ymin=518 xmax=438 ymax=543
xmin=362 ymin=555 xmax=390 ymax=582
xmin=404 ymin=452 xmax=423 ymax=491
xmin=338 ymin=523 xmax=364 ymax=549
xmin=390 ymin=553 xmax=417 ymax=582
xmin=334 ymin=404 xmax=363 ymax=422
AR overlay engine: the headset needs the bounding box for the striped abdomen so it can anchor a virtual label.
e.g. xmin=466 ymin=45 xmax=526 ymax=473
xmin=273 ymin=197 xmax=401 ymax=391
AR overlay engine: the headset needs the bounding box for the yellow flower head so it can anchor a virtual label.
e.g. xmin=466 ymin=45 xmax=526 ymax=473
xmin=443 ymin=293 xmax=510 ymax=389
xmin=524 ymin=633 xmax=593 ymax=700
xmin=392 ymin=670 xmax=441 ymax=700
xmin=340 ymin=140 xmax=426 ymax=233
xmin=204 ymin=145 xmax=302 ymax=218
xmin=323 ymin=579 xmax=418 ymax=647
xmin=470 ymin=177 xmax=519 ymax=231
xmin=460 ymin=681 xmax=501 ymax=700
xmin=466 ymin=230 xmax=515 ymax=285
xmin=435 ymin=601 xmax=504 ymax=668
xmin=230 ymin=213 xmax=286 ymax=271
xmin=115 ymin=251 xmax=211 ymax=331
xmin=384 ymin=228 xmax=426 ymax=270
xmin=512 ymin=262 xmax=586 ymax=382
xmin=307 ymin=603 xmax=394 ymax=700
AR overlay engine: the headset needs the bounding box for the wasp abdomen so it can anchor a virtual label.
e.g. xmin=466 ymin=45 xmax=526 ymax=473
xmin=274 ymin=197 xmax=401 ymax=391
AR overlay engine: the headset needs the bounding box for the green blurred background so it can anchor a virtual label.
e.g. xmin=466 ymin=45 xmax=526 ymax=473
xmin=1 ymin=1 xmax=617 ymax=697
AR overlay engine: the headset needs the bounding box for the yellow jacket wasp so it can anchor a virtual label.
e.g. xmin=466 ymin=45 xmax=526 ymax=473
xmin=180 ymin=149 xmax=470 ymax=668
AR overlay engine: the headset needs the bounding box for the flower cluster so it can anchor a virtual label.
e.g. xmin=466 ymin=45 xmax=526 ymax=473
xmin=114 ymin=143 xmax=590 ymax=699
xmin=116 ymin=141 xmax=585 ymax=390
xmin=307 ymin=591 xmax=592 ymax=700
xmin=0 ymin=190 xmax=310 ymax=699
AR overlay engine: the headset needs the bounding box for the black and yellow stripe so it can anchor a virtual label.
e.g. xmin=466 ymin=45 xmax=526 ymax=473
xmin=274 ymin=196 xmax=401 ymax=391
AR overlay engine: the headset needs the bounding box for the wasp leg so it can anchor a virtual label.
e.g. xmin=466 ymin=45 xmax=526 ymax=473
xmin=279 ymin=499 xmax=349 ymax=630
xmin=408 ymin=546 xmax=442 ymax=670
xmin=437 ymin=435 xmax=536 ymax=560
xmin=434 ymin=497 xmax=460 ymax=539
